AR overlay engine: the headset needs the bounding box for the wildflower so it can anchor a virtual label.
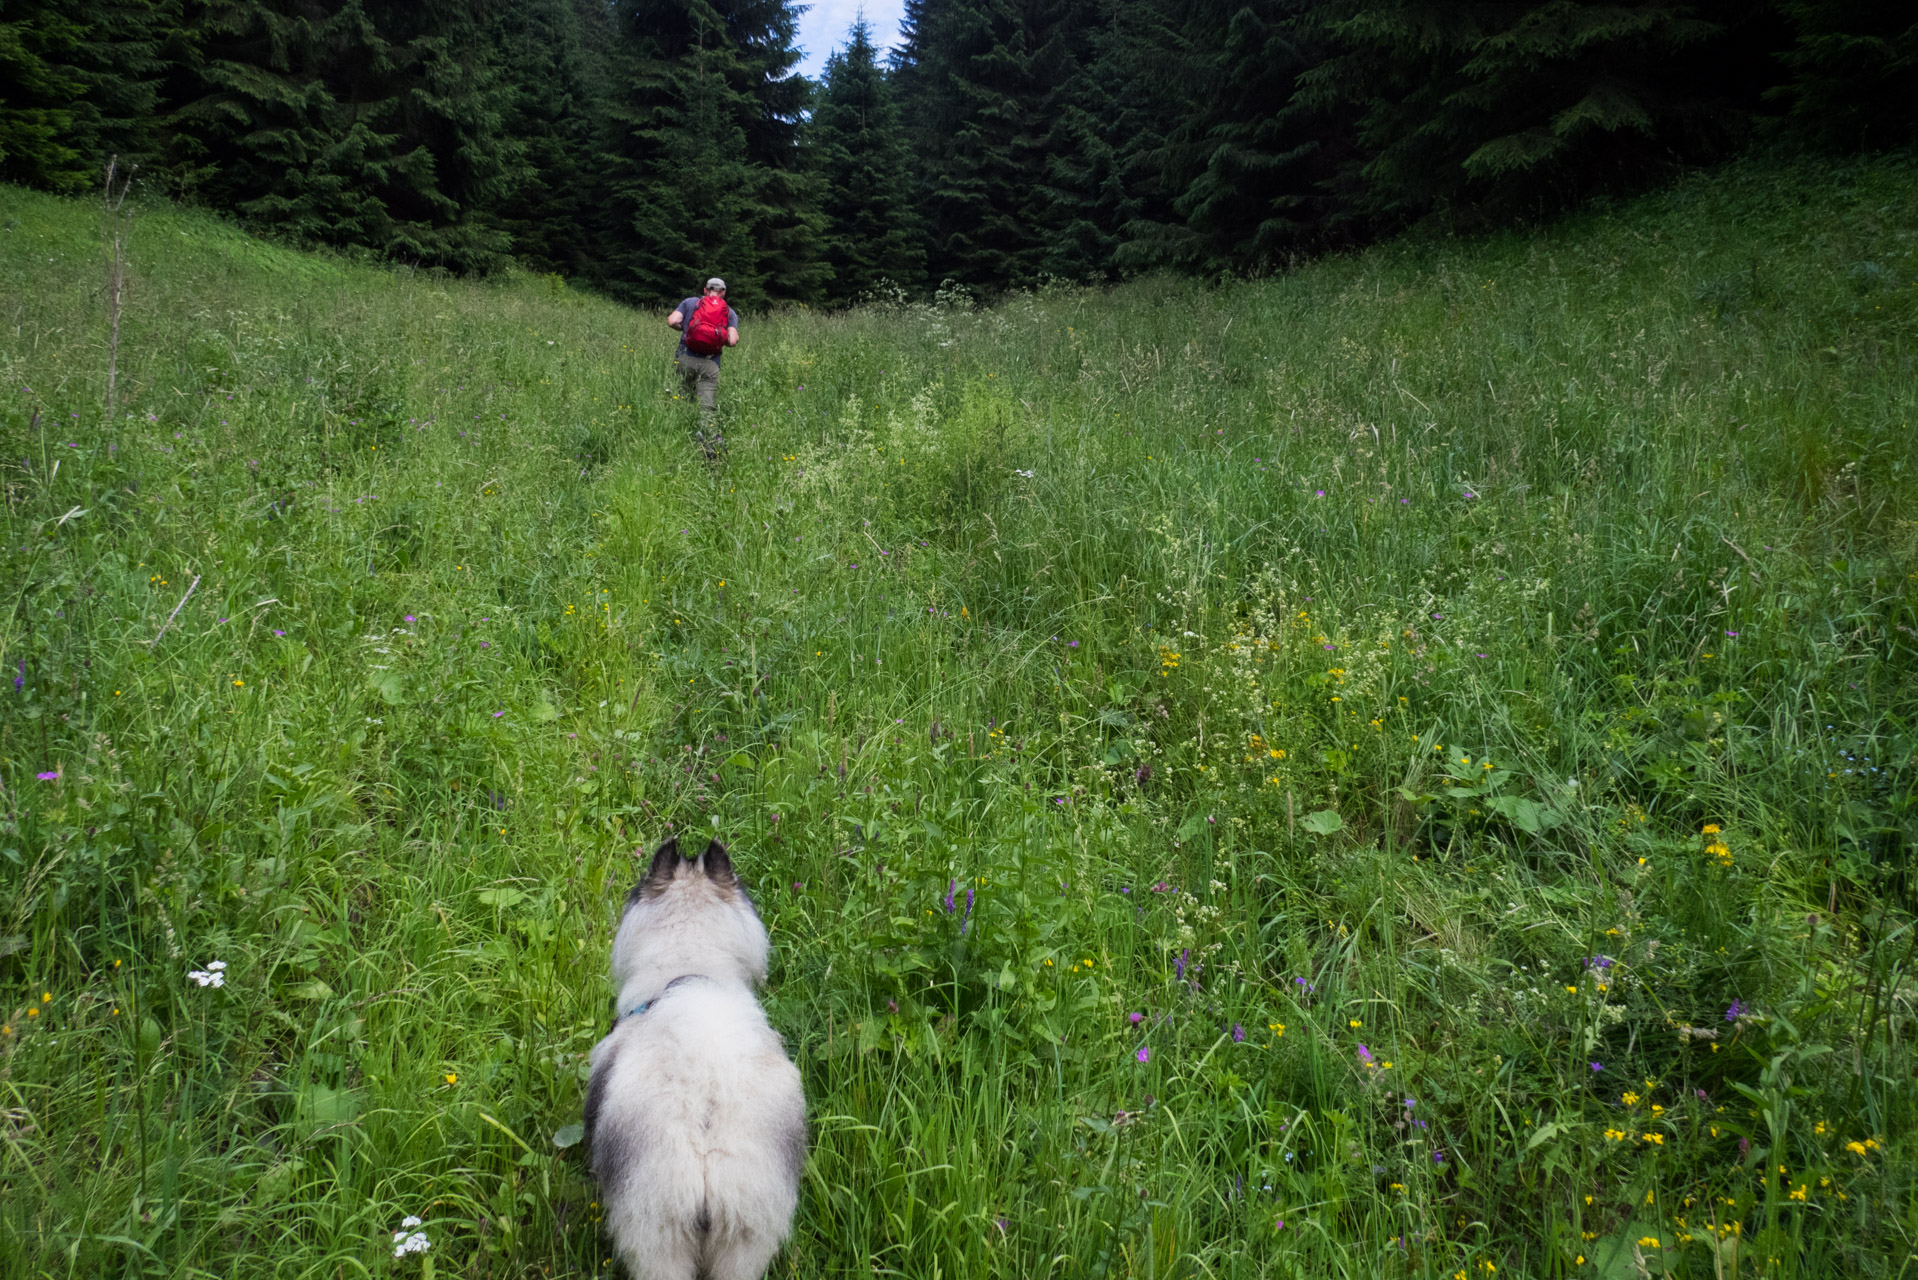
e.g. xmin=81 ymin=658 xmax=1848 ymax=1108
xmin=392 ymin=1216 xmax=431 ymax=1258
xmin=1348 ymin=1019 xmax=1362 ymax=1029
xmin=961 ymin=885 xmax=974 ymax=936
xmin=1232 ymin=1023 xmax=1245 ymax=1042
xmin=944 ymin=879 xmax=957 ymax=913
xmin=444 ymin=1073 xmax=457 ymax=1085
xmin=404 ymin=615 xmax=416 ymax=623
xmin=1590 ymin=1061 xmax=1603 ymax=1072
xmin=187 ymin=960 xmax=227 ymax=988
xmin=1136 ymin=1047 xmax=1150 ymax=1063
xmin=1702 ymin=824 xmax=1720 ymax=835
xmin=1724 ymin=999 xmax=1744 ymax=1021
xmin=1845 ymin=1141 xmax=1869 ymax=1156
xmin=1357 ymin=1044 xmax=1375 ymax=1068
xmin=1129 ymin=1012 xmax=1143 ymax=1025
xmin=1175 ymin=949 xmax=1188 ymax=980
xmin=1269 ymin=1022 xmax=1285 ymax=1036
xmin=36 ymin=770 xmax=59 ymax=781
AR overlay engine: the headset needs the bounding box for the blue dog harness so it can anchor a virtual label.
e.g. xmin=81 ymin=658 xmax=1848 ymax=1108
xmin=623 ymin=973 xmax=706 ymax=1020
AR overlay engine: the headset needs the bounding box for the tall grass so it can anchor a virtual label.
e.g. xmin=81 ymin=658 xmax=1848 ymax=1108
xmin=1 ymin=152 xmax=1914 ymax=1279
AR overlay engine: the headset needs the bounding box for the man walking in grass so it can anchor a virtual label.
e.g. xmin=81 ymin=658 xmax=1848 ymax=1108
xmin=666 ymin=277 xmax=739 ymax=457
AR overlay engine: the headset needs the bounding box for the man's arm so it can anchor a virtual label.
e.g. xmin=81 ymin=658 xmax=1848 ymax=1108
xmin=666 ymin=308 xmax=685 ymax=330
xmin=726 ymin=326 xmax=739 ymax=347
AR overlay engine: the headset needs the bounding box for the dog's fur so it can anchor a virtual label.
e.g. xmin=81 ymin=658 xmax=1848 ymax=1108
xmin=586 ymin=838 xmax=806 ymax=1280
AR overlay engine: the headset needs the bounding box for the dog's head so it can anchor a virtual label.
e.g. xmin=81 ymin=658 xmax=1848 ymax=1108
xmin=610 ymin=838 xmax=769 ymax=996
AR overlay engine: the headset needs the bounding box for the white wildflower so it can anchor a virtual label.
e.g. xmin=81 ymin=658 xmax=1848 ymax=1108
xmin=1013 ymin=469 xmax=1034 ymax=478
xmin=187 ymin=960 xmax=227 ymax=988
xmin=392 ymin=1216 xmax=430 ymax=1257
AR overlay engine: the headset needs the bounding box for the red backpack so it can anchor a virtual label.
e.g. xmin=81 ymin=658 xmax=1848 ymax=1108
xmin=684 ymin=294 xmax=731 ymax=356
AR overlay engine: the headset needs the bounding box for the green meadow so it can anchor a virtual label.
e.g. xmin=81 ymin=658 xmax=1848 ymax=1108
xmin=2 ymin=154 xmax=1915 ymax=1279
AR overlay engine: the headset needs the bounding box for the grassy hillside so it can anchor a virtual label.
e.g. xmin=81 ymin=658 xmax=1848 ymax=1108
xmin=1 ymin=154 xmax=1914 ymax=1279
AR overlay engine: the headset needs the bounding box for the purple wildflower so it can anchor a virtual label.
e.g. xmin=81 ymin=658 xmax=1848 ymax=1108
xmin=273 ymin=629 xmax=285 ymax=637
xmin=1175 ymin=949 xmax=1188 ymax=980
xmin=1232 ymin=1023 xmax=1245 ymax=1043
xmin=944 ymin=879 xmax=957 ymax=913
xmin=1129 ymin=1012 xmax=1143 ymax=1025
xmin=13 ymin=659 xmax=22 ymax=691
xmin=1432 ymin=1149 xmax=1446 ymax=1164
xmin=1357 ymin=1043 xmax=1375 ymax=1067
xmin=404 ymin=614 xmax=416 ymax=623
xmin=1584 ymin=955 xmax=1614 ymax=970
xmin=961 ymin=885 xmax=974 ymax=936
xmin=36 ymin=770 xmax=60 ymax=781
xmin=1135 ymin=1047 xmax=1150 ymax=1064
xmin=1589 ymin=1061 xmax=1603 ymax=1072
xmin=492 ymin=710 xmax=505 ymax=718
xmin=1724 ymin=999 xmax=1745 ymax=1021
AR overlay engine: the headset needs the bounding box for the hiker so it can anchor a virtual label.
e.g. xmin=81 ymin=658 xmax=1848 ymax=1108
xmin=666 ymin=278 xmax=740 ymax=455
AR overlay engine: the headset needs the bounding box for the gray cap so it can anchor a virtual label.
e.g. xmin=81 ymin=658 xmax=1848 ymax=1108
xmin=705 ymin=277 xmax=727 ymax=291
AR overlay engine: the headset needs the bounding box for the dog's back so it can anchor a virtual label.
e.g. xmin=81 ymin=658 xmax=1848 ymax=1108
xmin=586 ymin=840 xmax=806 ymax=1280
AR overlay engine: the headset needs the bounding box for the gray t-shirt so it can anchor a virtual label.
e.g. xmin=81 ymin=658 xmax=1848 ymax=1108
xmin=676 ymin=297 xmax=739 ymax=365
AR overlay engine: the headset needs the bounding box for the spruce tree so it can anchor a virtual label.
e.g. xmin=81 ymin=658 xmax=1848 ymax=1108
xmin=597 ymin=0 xmax=821 ymax=307
xmin=813 ymin=19 xmax=924 ymax=302
xmin=0 ymin=0 xmax=179 ymax=192
xmin=1108 ymin=0 xmax=1333 ymax=275
xmin=1775 ymin=0 xmax=1918 ymax=150
xmin=894 ymin=0 xmax=1101 ymax=290
xmin=1297 ymin=0 xmax=1762 ymax=228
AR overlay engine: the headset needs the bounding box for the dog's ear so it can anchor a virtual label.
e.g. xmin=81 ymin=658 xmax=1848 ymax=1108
xmin=640 ymin=838 xmax=683 ymax=894
xmin=699 ymin=839 xmax=736 ymax=886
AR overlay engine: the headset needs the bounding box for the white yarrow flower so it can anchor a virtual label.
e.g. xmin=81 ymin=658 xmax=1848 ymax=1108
xmin=392 ymin=1216 xmax=430 ymax=1257
xmin=187 ymin=961 xmax=227 ymax=988
xmin=1013 ymin=469 xmax=1034 ymax=478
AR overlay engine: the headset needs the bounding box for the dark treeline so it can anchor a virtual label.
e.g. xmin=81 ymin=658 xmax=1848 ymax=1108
xmin=2 ymin=0 xmax=1912 ymax=306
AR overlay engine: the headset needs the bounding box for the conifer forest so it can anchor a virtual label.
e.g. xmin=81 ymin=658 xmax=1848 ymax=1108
xmin=3 ymin=1 xmax=1914 ymax=302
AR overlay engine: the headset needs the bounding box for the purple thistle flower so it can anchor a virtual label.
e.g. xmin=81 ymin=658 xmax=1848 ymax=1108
xmin=1724 ymin=999 xmax=1745 ymax=1021
xmin=1135 ymin=1047 xmax=1150 ymax=1063
xmin=1129 ymin=1012 xmax=1143 ymax=1025
xmin=1232 ymin=1022 xmax=1245 ymax=1043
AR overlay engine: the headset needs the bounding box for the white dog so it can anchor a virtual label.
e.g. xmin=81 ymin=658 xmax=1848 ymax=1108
xmin=586 ymin=838 xmax=806 ymax=1280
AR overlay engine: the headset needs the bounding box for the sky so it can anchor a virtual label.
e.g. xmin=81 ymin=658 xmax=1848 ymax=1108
xmin=793 ymin=0 xmax=907 ymax=79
